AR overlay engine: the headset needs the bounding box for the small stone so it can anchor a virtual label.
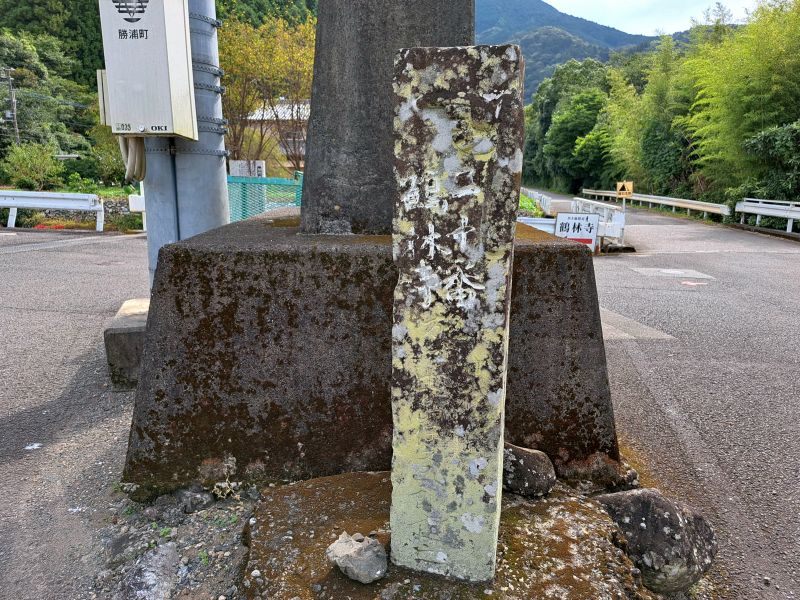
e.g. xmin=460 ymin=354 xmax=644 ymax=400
xmin=181 ymin=556 xmax=189 ymax=566
xmin=326 ymin=532 xmax=388 ymax=584
xmin=595 ymin=489 xmax=717 ymax=594
xmin=251 ymin=569 xmax=262 ymax=578
xmin=764 ymin=577 xmax=771 ymax=586
xmin=117 ymin=542 xmax=179 ymax=599
xmin=177 ymin=488 xmax=215 ymax=514
xmin=502 ymin=442 xmax=557 ymax=498
xmin=352 ymin=533 xmax=365 ymax=542
xmin=143 ymin=506 xmax=160 ymax=519
xmin=311 ymin=584 xmax=322 ymax=592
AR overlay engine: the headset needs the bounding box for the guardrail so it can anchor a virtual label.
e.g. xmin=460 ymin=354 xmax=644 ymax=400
xmin=520 ymin=189 xmax=626 ymax=245
xmin=128 ymin=194 xmax=147 ymax=232
xmin=0 ymin=190 xmax=104 ymax=232
xmin=523 ymin=188 xmax=573 ymax=217
xmin=573 ymin=197 xmax=626 ymax=243
xmin=736 ymin=198 xmax=799 ymax=233
xmin=582 ymin=189 xmax=731 ymax=218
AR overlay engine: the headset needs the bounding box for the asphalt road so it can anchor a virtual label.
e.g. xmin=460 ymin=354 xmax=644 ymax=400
xmin=0 ymin=229 xmax=149 ymax=599
xmin=591 ymin=205 xmax=800 ymax=598
xmin=1 ymin=207 xmax=798 ymax=598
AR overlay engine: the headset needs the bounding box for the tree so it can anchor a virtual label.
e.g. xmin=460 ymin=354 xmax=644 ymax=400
xmin=217 ymin=0 xmax=316 ymax=27
xmin=743 ymin=120 xmax=800 ymax=201
xmin=261 ymin=17 xmax=315 ymax=172
xmin=0 ymin=31 xmax=93 ymax=159
xmin=524 ymin=58 xmax=608 ymax=186
xmin=88 ymin=123 xmax=125 ymax=185
xmin=542 ymin=89 xmax=607 ymax=191
xmin=2 ymin=142 xmax=63 ymax=190
xmin=686 ymin=0 xmax=800 ymax=190
xmin=220 ymin=16 xmax=315 ymax=173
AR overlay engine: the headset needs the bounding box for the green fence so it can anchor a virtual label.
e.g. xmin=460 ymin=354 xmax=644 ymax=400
xmin=228 ymin=173 xmax=303 ymax=223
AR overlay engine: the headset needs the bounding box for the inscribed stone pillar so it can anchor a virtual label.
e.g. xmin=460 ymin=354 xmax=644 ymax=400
xmin=390 ymin=45 xmax=525 ymax=582
xmin=300 ymin=0 xmax=475 ymax=235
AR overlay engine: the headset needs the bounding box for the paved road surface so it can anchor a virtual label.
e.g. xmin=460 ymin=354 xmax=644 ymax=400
xmin=0 ymin=230 xmax=149 ymax=599
xmin=1 ymin=208 xmax=798 ymax=598
xmin=578 ymin=197 xmax=798 ymax=598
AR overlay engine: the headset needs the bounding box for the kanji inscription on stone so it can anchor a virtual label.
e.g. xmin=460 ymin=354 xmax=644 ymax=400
xmin=390 ymin=45 xmax=525 ymax=582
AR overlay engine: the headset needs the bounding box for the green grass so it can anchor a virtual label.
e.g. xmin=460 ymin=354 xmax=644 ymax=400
xmin=519 ymin=193 xmax=545 ymax=218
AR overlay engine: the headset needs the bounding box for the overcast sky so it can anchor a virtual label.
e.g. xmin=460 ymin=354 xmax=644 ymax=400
xmin=545 ymin=0 xmax=756 ymax=35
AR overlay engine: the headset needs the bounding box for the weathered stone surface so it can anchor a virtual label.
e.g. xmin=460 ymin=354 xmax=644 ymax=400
xmin=301 ymin=0 xmax=475 ymax=235
xmin=241 ymin=472 xmax=656 ymax=599
xmin=326 ymin=532 xmax=388 ymax=584
xmin=502 ymin=442 xmax=556 ymax=497
xmin=114 ymin=542 xmax=178 ymax=600
xmin=123 ymin=218 xmax=618 ymax=499
xmin=595 ymin=488 xmax=718 ymax=593
xmin=123 ymin=217 xmax=397 ymax=499
xmin=559 ymin=452 xmax=640 ymax=493
xmin=389 ymin=45 xmax=524 ymax=582
xmin=104 ymin=298 xmax=149 ymax=390
xmin=506 ymin=225 xmax=619 ymax=472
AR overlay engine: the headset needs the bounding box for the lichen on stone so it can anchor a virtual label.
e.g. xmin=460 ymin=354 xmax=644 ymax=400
xmin=389 ymin=45 xmax=525 ymax=582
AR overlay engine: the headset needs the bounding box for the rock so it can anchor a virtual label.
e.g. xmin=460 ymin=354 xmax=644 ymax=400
xmin=326 ymin=532 xmax=388 ymax=584
xmin=177 ymin=488 xmax=214 ymax=514
xmin=246 ymin=472 xmax=656 ymax=598
xmin=503 ymin=442 xmax=557 ymax=497
xmin=594 ymin=489 xmax=717 ymax=593
xmin=115 ymin=542 xmax=179 ymax=600
xmin=559 ymin=452 xmax=636 ymax=492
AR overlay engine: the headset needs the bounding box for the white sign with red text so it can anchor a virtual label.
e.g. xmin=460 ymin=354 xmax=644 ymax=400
xmin=555 ymin=213 xmax=600 ymax=250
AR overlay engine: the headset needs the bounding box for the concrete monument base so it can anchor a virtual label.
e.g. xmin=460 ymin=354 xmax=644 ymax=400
xmin=240 ymin=472 xmax=655 ymax=599
xmin=122 ymin=217 xmax=619 ymax=499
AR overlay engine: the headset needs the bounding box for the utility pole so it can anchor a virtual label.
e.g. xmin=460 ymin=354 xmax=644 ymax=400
xmin=0 ymin=68 xmax=20 ymax=145
xmin=141 ymin=0 xmax=230 ymax=282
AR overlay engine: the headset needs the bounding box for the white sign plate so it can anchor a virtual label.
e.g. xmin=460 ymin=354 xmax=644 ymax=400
xmin=555 ymin=213 xmax=600 ymax=250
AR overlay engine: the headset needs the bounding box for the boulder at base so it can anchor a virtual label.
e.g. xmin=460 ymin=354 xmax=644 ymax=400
xmin=241 ymin=472 xmax=657 ymax=599
xmin=502 ymin=442 xmax=557 ymax=497
xmin=595 ymin=488 xmax=717 ymax=593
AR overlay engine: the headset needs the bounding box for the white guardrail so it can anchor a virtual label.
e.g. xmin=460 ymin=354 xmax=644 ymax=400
xmin=736 ymin=198 xmax=799 ymax=233
xmin=129 ymin=193 xmax=147 ymax=232
xmin=0 ymin=190 xmax=104 ymax=232
xmin=521 ymin=188 xmax=626 ymax=244
xmin=582 ymin=188 xmax=731 ymax=217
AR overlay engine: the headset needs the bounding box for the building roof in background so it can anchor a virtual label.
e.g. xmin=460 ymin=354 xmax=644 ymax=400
xmin=249 ymin=101 xmax=311 ymax=122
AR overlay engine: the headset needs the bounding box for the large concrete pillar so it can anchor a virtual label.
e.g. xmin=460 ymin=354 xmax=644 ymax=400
xmin=300 ymin=0 xmax=475 ymax=235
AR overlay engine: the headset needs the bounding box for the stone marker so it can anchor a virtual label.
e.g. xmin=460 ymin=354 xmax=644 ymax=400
xmin=301 ymin=0 xmax=475 ymax=235
xmin=390 ymin=45 xmax=525 ymax=582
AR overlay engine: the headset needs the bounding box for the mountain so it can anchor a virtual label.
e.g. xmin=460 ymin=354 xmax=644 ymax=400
xmin=476 ymin=0 xmax=656 ymax=97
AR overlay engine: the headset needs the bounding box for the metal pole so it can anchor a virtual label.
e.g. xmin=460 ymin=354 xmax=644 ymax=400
xmin=141 ymin=0 xmax=229 ymax=285
xmin=2 ymin=69 xmax=20 ymax=145
xmin=174 ymin=0 xmax=230 ymax=238
xmin=143 ymin=138 xmax=180 ymax=282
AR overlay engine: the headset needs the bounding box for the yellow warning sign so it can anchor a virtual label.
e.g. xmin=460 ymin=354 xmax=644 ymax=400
xmin=616 ymin=181 xmax=634 ymax=199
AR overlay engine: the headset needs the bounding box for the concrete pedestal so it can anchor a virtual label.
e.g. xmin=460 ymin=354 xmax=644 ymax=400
xmin=122 ymin=218 xmax=619 ymax=499
xmin=104 ymin=299 xmax=150 ymax=390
